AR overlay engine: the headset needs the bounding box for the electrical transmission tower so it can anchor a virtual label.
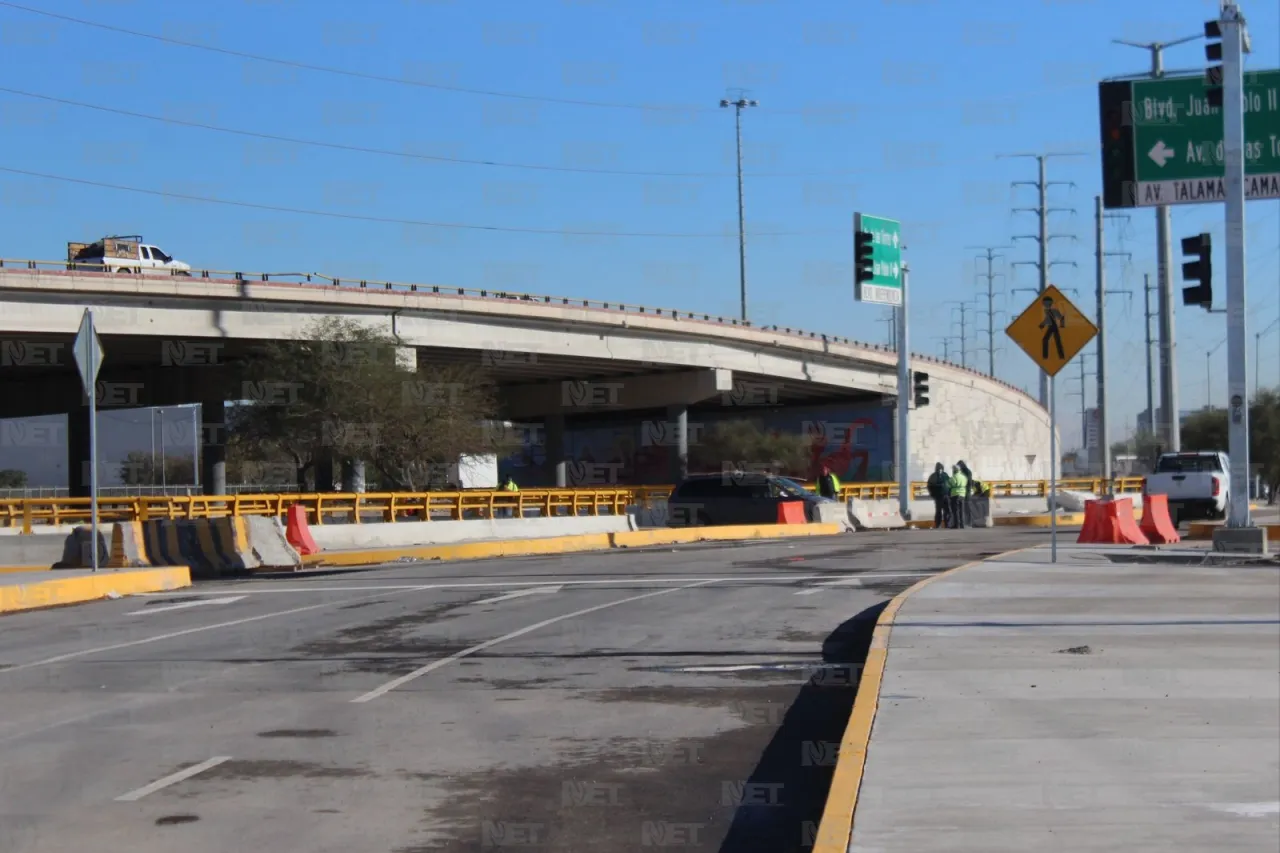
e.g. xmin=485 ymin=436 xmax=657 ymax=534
xmin=999 ymin=152 xmax=1087 ymax=408
xmin=967 ymin=245 xmax=1013 ymax=378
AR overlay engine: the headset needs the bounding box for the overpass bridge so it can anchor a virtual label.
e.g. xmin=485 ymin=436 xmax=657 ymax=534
xmin=0 ymin=260 xmax=1054 ymax=495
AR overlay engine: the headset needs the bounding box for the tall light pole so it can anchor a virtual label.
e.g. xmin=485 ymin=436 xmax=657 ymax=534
xmin=1207 ymin=336 xmax=1228 ymax=409
xmin=1257 ymin=316 xmax=1279 ymax=400
xmin=1112 ymin=33 xmax=1202 ymax=453
xmin=721 ymin=96 xmax=757 ymax=324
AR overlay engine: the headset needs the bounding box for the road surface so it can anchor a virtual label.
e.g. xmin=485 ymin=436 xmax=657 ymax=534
xmin=0 ymin=528 xmax=1049 ymax=852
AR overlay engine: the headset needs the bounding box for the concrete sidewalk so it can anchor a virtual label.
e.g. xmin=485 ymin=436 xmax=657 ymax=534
xmin=848 ymin=544 xmax=1280 ymax=853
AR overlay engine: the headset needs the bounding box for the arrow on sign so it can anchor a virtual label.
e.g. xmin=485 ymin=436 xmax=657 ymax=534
xmin=1148 ymin=140 xmax=1175 ymax=168
xmin=126 ymin=595 xmax=246 ymax=616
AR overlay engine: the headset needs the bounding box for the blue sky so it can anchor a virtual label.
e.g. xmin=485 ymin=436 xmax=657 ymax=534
xmin=1 ymin=0 xmax=1278 ymax=472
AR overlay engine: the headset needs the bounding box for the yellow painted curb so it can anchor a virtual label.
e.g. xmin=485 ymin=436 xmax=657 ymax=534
xmin=994 ymin=512 xmax=1085 ymax=527
xmin=612 ymin=523 xmax=841 ymax=548
xmin=1187 ymin=521 xmax=1279 ymax=541
xmin=298 ymin=523 xmax=844 ymax=568
xmin=0 ymin=567 xmax=191 ymax=614
xmin=0 ymin=565 xmax=53 ymax=575
xmin=811 ymin=544 xmax=1042 ymax=853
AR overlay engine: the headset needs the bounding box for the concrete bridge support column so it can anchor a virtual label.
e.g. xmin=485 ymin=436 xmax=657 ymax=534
xmin=667 ymin=404 xmax=689 ymax=482
xmin=315 ymin=453 xmax=336 ymax=492
xmin=201 ymin=398 xmax=227 ymax=496
xmin=66 ymin=405 xmax=90 ymax=498
xmin=545 ymin=413 xmax=567 ymax=488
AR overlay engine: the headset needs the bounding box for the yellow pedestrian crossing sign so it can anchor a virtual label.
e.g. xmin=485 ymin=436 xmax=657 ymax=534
xmin=1005 ymin=285 xmax=1097 ymax=377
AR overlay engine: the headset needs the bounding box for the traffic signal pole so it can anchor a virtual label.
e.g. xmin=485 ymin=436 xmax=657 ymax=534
xmin=897 ymin=265 xmax=911 ymax=522
xmin=1220 ymin=2 xmax=1251 ymax=528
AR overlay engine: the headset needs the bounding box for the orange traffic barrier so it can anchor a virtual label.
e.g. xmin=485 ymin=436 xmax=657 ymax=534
xmin=1139 ymin=493 xmax=1181 ymax=544
xmin=284 ymin=504 xmax=321 ymax=555
xmin=777 ymin=501 xmax=807 ymax=524
xmin=1077 ymin=498 xmax=1149 ymax=545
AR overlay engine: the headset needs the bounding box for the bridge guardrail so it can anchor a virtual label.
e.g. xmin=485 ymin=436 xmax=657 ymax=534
xmin=0 ymin=479 xmax=1143 ymax=532
xmin=0 ymin=260 xmax=1041 ymax=405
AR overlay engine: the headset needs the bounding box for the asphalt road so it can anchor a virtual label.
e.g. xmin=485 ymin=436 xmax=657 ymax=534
xmin=0 ymin=527 xmax=1049 ymax=853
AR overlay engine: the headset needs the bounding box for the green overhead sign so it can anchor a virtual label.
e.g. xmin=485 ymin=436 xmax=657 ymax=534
xmin=1100 ymin=70 xmax=1280 ymax=209
xmin=853 ymin=212 xmax=902 ymax=306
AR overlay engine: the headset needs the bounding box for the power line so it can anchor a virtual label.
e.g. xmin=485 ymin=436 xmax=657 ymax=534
xmin=0 ymin=85 xmax=920 ymax=179
xmin=0 ymin=165 xmax=846 ymax=238
xmin=0 ymin=0 xmax=709 ymax=114
xmin=0 ymin=1 xmax=1103 ymax=118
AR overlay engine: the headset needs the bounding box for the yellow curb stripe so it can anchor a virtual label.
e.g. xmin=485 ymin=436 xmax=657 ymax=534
xmin=0 ymin=565 xmax=53 ymax=575
xmin=297 ymin=523 xmax=844 ymax=569
xmin=993 ymin=512 xmax=1085 ymax=527
xmin=1187 ymin=521 xmax=1279 ymax=541
xmin=0 ymin=567 xmax=192 ymax=614
xmin=811 ymin=544 xmax=1042 ymax=853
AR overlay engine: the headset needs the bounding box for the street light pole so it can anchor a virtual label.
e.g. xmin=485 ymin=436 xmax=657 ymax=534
xmin=1113 ymin=33 xmax=1201 ymax=453
xmin=721 ymin=96 xmax=757 ymax=324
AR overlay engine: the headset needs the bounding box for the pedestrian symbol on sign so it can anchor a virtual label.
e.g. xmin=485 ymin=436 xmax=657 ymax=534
xmin=1039 ymin=296 xmax=1065 ymax=361
xmin=1006 ymin=285 xmax=1097 ymax=377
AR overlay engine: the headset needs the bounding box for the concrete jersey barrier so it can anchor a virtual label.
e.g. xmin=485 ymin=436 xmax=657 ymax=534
xmin=847 ymin=498 xmax=906 ymax=531
xmin=308 ymin=516 xmax=636 ymax=552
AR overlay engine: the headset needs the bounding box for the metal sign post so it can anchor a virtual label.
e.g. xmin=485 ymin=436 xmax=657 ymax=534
xmin=73 ymin=309 xmax=104 ymax=573
xmin=1222 ymin=2 xmax=1252 ymax=528
xmin=1049 ymin=375 xmax=1057 ymax=561
xmin=897 ymin=266 xmax=910 ymax=521
xmin=1007 ymin=285 xmax=1099 ymax=563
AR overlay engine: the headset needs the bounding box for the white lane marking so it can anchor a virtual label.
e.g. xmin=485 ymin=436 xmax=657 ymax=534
xmin=794 ymin=572 xmax=936 ymax=595
xmin=471 ymin=586 xmax=562 ymax=606
xmin=352 ymin=579 xmax=721 ymax=704
xmin=114 ymin=756 xmax=232 ymax=802
xmin=126 ymin=595 xmax=246 ymax=616
xmin=1207 ymin=802 xmax=1280 ymax=818
xmin=126 ymin=572 xmax=932 ymax=596
xmin=0 ymin=588 xmax=434 ymax=675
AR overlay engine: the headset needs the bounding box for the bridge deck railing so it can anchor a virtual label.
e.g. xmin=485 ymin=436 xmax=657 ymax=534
xmin=0 ymin=479 xmax=1143 ymax=532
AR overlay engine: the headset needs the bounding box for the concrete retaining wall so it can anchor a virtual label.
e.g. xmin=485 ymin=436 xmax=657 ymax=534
xmin=309 ymin=516 xmax=636 ymax=550
xmin=910 ymin=363 xmax=1055 ymax=483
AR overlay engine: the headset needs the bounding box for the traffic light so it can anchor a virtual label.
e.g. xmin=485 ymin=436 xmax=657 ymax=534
xmin=1180 ymin=232 xmax=1212 ymax=309
xmin=1204 ymin=19 xmax=1224 ymax=107
xmin=912 ymin=371 xmax=930 ymax=407
xmin=1098 ymin=81 xmax=1135 ymax=209
xmin=854 ymin=230 xmax=874 ymax=283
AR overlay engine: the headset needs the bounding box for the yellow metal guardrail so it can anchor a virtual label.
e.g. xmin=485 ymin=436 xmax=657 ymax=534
xmin=0 ymin=479 xmax=1144 ymax=532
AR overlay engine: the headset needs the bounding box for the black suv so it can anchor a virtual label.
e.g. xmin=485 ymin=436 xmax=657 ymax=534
xmin=666 ymin=472 xmax=832 ymax=527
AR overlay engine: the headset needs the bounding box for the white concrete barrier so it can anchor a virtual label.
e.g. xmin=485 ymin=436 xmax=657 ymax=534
xmin=847 ymin=498 xmax=906 ymax=531
xmin=815 ymin=502 xmax=854 ymax=531
xmin=309 ymin=516 xmax=635 ymax=550
xmin=243 ymin=516 xmax=303 ymax=571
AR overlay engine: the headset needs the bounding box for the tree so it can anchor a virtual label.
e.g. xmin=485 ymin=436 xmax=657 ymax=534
xmin=1111 ymin=429 xmax=1163 ymax=472
xmin=691 ymin=419 xmax=810 ymax=478
xmin=118 ymin=451 xmax=195 ymax=486
xmin=1173 ymin=388 xmax=1280 ymax=505
xmin=0 ymin=469 xmax=28 ymax=489
xmin=228 ymin=317 xmax=504 ymax=490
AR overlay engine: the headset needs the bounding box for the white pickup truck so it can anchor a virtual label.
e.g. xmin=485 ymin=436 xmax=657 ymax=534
xmin=1144 ymin=451 xmax=1230 ymax=524
xmin=67 ymin=235 xmax=191 ymax=276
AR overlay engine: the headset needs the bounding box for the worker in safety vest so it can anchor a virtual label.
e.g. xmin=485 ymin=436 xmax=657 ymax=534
xmin=948 ymin=464 xmax=969 ymax=529
xmin=817 ymin=464 xmax=841 ymax=500
xmin=500 ymin=475 xmax=518 ymax=518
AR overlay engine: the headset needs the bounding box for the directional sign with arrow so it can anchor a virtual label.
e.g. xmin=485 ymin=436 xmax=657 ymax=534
xmin=1148 ymin=140 xmax=1174 ymax=168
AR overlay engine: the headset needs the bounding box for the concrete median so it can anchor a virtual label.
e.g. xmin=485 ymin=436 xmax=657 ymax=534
xmin=308 ymin=516 xmax=636 ymax=551
xmin=301 ymin=522 xmax=843 ymax=568
xmin=0 ymin=566 xmax=191 ymax=614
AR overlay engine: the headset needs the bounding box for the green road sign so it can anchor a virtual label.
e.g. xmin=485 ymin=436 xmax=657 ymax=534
xmin=1101 ymin=70 xmax=1280 ymax=209
xmin=853 ymin=212 xmax=902 ymax=306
